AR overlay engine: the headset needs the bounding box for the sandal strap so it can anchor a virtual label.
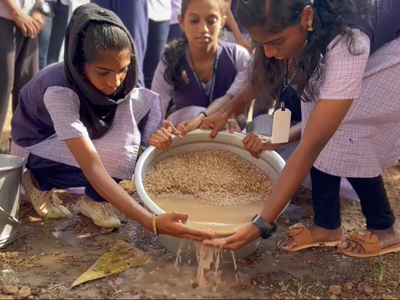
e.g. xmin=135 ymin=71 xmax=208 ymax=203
xmin=347 ymin=229 xmax=381 ymax=253
xmin=286 ymin=223 xmax=314 ymax=246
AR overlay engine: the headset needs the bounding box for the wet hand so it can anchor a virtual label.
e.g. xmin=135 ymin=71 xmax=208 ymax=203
xmin=148 ymin=127 xmax=173 ymax=150
xmin=243 ymin=132 xmax=282 ymax=159
xmin=176 ymin=115 xmax=203 ymax=139
xmin=199 ymin=110 xmax=229 ymax=140
xmin=203 ymin=223 xmax=261 ymax=250
xmin=12 ymin=10 xmax=41 ymax=38
xmin=156 ymin=212 xmax=216 ymax=242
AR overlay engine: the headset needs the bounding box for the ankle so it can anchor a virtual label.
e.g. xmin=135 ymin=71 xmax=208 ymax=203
xmin=311 ymin=225 xmax=343 ymax=238
xmin=83 ymin=195 xmax=103 ymax=203
xmin=30 ymin=174 xmax=42 ymax=191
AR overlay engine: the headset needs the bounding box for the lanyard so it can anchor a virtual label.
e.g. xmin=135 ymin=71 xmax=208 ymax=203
xmin=186 ymin=46 xmax=221 ymax=104
xmin=279 ymin=59 xmax=300 ymax=110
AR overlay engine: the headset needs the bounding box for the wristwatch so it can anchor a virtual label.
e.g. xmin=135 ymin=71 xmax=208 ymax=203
xmin=251 ymin=214 xmax=277 ymax=239
xmin=199 ymin=111 xmax=208 ymax=118
xmin=32 ymin=2 xmax=53 ymax=17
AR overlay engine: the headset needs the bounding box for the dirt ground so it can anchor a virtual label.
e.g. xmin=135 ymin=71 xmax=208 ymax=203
xmin=1 ymin=105 xmax=400 ymax=300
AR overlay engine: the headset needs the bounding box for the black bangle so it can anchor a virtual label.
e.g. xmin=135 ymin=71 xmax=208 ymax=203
xmin=199 ymin=111 xmax=208 ymax=118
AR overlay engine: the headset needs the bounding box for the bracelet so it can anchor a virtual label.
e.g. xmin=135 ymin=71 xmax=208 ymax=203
xmin=152 ymin=214 xmax=158 ymax=236
xmin=220 ymin=109 xmax=229 ymax=118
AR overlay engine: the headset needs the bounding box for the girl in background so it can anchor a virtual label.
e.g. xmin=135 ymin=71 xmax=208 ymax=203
xmin=202 ymin=0 xmax=400 ymax=257
xmin=91 ymin=0 xmax=148 ymax=87
xmin=11 ymin=4 xmax=214 ymax=243
xmin=151 ymin=0 xmax=250 ymax=132
xmin=224 ymin=0 xmax=252 ymax=53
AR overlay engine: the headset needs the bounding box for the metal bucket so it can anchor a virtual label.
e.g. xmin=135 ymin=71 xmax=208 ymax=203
xmin=135 ymin=129 xmax=288 ymax=260
xmin=0 ymin=154 xmax=26 ymax=248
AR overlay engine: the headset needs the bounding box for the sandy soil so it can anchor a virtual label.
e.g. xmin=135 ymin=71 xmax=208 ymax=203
xmin=1 ymin=106 xmax=400 ymax=300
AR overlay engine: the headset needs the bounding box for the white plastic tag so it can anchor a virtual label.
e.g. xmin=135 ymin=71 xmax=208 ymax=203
xmin=271 ymin=108 xmax=291 ymax=144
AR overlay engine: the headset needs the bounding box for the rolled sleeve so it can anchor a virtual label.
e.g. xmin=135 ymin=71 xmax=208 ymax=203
xmin=140 ymin=95 xmax=163 ymax=147
xmin=319 ymin=29 xmax=370 ymax=100
xmin=226 ymin=44 xmax=251 ymax=96
xmin=151 ymin=61 xmax=174 ymax=110
xmin=43 ymin=86 xmax=89 ymax=141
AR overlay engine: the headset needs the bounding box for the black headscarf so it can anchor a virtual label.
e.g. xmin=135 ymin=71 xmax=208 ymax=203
xmin=63 ymin=3 xmax=138 ymax=139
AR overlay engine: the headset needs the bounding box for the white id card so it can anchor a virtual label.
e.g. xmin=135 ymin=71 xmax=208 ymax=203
xmin=271 ymin=108 xmax=291 ymax=144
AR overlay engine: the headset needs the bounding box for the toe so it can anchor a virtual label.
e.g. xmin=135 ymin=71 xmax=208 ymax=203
xmin=338 ymin=239 xmax=365 ymax=253
xmin=279 ymin=237 xmax=297 ymax=251
xmin=337 ymin=240 xmax=348 ymax=249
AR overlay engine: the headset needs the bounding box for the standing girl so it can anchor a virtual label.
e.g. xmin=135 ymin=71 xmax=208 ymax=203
xmin=202 ymin=0 xmax=400 ymax=257
xmin=151 ymin=0 xmax=250 ymax=132
xmin=11 ymin=4 xmax=214 ymax=242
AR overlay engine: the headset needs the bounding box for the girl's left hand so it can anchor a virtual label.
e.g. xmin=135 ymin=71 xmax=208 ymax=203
xmin=203 ymin=223 xmax=261 ymax=250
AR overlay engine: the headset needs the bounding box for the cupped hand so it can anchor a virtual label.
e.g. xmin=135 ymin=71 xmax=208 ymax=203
xmin=176 ymin=115 xmax=202 ymax=138
xmin=243 ymin=132 xmax=282 ymax=159
xmin=199 ymin=110 xmax=229 ymax=140
xmin=156 ymin=212 xmax=216 ymax=242
xmin=148 ymin=127 xmax=173 ymax=150
xmin=203 ymin=223 xmax=261 ymax=250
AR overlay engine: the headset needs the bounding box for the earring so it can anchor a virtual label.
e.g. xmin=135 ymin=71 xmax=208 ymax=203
xmin=307 ymin=22 xmax=313 ymax=32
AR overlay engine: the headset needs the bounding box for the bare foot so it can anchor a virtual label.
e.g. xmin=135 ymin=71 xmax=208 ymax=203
xmin=337 ymin=225 xmax=400 ymax=254
xmin=279 ymin=225 xmax=343 ymax=251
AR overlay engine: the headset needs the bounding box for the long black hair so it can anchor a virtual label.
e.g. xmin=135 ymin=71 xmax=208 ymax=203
xmin=237 ymin=0 xmax=373 ymax=102
xmin=162 ymin=0 xmax=228 ymax=90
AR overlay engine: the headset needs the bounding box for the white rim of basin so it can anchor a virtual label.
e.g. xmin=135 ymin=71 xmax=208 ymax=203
xmin=135 ymin=129 xmax=287 ymax=235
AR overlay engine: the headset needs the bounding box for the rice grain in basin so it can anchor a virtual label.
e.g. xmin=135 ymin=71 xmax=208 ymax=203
xmin=144 ymin=149 xmax=273 ymax=224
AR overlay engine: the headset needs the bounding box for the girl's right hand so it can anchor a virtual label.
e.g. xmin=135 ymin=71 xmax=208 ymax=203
xmin=156 ymin=212 xmax=215 ymax=241
xmin=199 ymin=110 xmax=229 ymax=140
xmin=148 ymin=128 xmax=173 ymax=150
xmin=243 ymin=132 xmax=283 ymax=158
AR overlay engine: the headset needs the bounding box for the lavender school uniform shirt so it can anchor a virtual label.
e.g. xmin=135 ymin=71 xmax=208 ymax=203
xmin=300 ymin=0 xmax=400 ymax=178
xmin=152 ymin=42 xmax=250 ymax=114
xmin=277 ymin=0 xmax=400 ymax=124
xmin=11 ymin=62 xmax=162 ymax=179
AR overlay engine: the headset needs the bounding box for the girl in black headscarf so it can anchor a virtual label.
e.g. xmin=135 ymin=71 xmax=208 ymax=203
xmin=11 ymin=3 xmax=214 ymax=241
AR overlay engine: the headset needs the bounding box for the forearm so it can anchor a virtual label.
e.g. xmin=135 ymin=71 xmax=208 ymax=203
xmin=204 ymin=94 xmax=234 ymax=116
xmin=289 ymin=122 xmax=302 ymax=143
xmin=1 ymin=0 xmax=20 ymax=16
xmin=85 ymin=164 xmax=153 ymax=231
xmin=225 ymin=3 xmax=243 ymax=41
xmin=224 ymin=82 xmax=260 ymax=116
xmin=260 ymin=142 xmax=318 ymax=223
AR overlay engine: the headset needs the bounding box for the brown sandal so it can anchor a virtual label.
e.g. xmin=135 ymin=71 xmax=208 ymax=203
xmin=277 ymin=223 xmax=342 ymax=252
xmin=339 ymin=229 xmax=400 ymax=258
